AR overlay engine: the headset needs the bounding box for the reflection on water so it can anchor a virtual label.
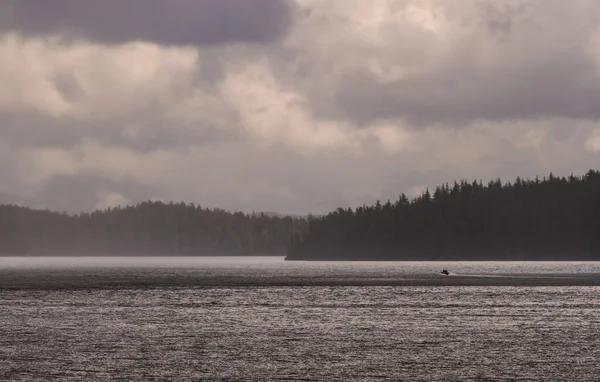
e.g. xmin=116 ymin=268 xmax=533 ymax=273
xmin=2 ymin=257 xmax=600 ymax=288
xmin=1 ymin=257 xmax=600 ymax=381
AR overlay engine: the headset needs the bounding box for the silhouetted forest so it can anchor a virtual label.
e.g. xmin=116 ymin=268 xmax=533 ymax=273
xmin=286 ymin=170 xmax=600 ymax=260
xmin=4 ymin=170 xmax=600 ymax=259
xmin=0 ymin=201 xmax=307 ymax=255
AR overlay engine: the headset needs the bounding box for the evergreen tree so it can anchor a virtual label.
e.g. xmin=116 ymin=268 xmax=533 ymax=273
xmin=287 ymin=170 xmax=600 ymax=261
xmin=0 ymin=201 xmax=307 ymax=256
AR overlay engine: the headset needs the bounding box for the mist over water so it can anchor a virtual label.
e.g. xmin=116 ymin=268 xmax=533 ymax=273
xmin=1 ymin=257 xmax=600 ymax=380
xmin=2 ymin=257 xmax=600 ymax=288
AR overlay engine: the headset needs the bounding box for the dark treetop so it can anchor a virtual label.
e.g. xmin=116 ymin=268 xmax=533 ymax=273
xmin=286 ymin=170 xmax=600 ymax=261
xmin=0 ymin=201 xmax=307 ymax=256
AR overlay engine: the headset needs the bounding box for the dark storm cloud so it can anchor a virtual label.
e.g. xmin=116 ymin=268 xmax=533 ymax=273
xmin=2 ymin=0 xmax=292 ymax=45
xmin=3 ymin=0 xmax=600 ymax=216
xmin=334 ymin=57 xmax=600 ymax=126
xmin=291 ymin=0 xmax=600 ymax=127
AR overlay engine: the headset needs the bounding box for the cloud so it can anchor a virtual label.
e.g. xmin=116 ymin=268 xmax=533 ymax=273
xmin=585 ymin=129 xmax=600 ymax=153
xmin=2 ymin=0 xmax=600 ymax=215
xmin=282 ymin=0 xmax=600 ymax=126
xmin=39 ymin=174 xmax=155 ymax=213
xmin=1 ymin=0 xmax=293 ymax=46
xmin=0 ymin=35 xmax=238 ymax=152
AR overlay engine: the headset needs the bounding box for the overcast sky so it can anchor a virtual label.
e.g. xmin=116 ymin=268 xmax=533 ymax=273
xmin=1 ymin=0 xmax=600 ymax=214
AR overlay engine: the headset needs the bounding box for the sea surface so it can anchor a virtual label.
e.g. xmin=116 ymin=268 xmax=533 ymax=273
xmin=1 ymin=257 xmax=600 ymax=381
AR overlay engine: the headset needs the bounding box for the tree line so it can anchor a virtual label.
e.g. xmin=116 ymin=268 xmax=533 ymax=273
xmin=0 ymin=201 xmax=307 ymax=255
xmin=3 ymin=170 xmax=600 ymax=259
xmin=286 ymin=170 xmax=600 ymax=260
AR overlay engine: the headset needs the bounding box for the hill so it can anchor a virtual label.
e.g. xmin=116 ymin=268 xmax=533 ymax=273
xmin=0 ymin=201 xmax=307 ymax=256
xmin=286 ymin=170 xmax=600 ymax=261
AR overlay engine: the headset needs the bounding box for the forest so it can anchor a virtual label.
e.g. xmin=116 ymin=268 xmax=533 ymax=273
xmin=286 ymin=170 xmax=600 ymax=260
xmin=2 ymin=170 xmax=600 ymax=259
xmin=0 ymin=201 xmax=307 ymax=255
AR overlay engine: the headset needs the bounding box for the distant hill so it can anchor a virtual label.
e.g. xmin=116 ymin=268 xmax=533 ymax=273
xmin=257 ymin=211 xmax=284 ymax=218
xmin=0 ymin=201 xmax=307 ymax=256
xmin=286 ymin=170 xmax=600 ymax=261
xmin=258 ymin=211 xmax=309 ymax=219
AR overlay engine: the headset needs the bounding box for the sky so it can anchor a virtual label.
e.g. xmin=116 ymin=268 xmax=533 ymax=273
xmin=1 ymin=0 xmax=600 ymax=215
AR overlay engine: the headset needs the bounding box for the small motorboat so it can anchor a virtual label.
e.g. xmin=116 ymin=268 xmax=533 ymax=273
xmin=441 ymin=269 xmax=449 ymax=275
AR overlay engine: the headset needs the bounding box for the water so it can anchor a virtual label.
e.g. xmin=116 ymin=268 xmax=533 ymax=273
xmin=1 ymin=257 xmax=600 ymax=381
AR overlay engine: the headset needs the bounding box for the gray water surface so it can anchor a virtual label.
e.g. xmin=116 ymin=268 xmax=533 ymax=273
xmin=1 ymin=257 xmax=600 ymax=381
